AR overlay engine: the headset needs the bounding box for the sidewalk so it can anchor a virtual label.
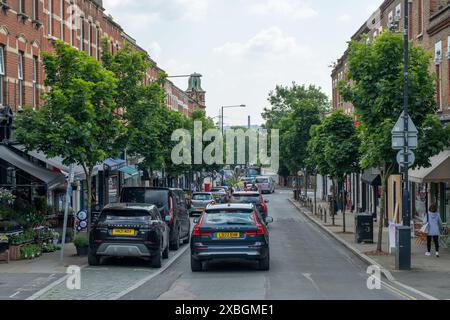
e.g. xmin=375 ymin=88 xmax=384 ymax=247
xmin=0 ymin=244 xmax=87 ymax=300
xmin=289 ymin=195 xmax=450 ymax=300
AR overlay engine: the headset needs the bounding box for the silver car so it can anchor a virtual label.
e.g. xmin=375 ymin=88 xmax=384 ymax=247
xmin=190 ymin=192 xmax=214 ymax=216
xmin=255 ymin=176 xmax=275 ymax=194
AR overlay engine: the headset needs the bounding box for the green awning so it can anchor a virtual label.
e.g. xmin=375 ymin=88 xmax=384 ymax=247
xmin=118 ymin=166 xmax=139 ymax=176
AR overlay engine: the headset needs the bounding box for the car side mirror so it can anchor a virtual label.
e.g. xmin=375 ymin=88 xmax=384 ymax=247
xmin=193 ymin=218 xmax=199 ymax=224
xmin=266 ymin=216 xmax=274 ymax=224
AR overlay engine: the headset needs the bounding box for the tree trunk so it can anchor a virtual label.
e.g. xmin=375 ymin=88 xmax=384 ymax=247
xmin=376 ymin=164 xmax=393 ymax=253
xmin=86 ymin=168 xmax=93 ymax=241
xmin=331 ymin=179 xmax=336 ymax=226
xmin=342 ymin=176 xmax=346 ymax=233
xmin=314 ymin=175 xmax=317 ymax=215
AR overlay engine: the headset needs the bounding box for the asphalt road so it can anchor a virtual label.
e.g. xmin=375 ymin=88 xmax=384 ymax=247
xmin=121 ymin=190 xmax=404 ymax=300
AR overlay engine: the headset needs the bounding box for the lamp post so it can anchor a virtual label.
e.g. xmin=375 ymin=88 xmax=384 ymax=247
xmin=398 ymin=0 xmax=412 ymax=270
xmin=221 ymin=105 xmax=246 ymax=136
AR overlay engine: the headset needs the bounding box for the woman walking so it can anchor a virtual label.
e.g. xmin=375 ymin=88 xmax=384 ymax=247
xmin=424 ymin=205 xmax=443 ymax=258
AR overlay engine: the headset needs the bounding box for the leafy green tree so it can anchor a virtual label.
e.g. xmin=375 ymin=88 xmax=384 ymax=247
xmin=101 ymin=39 xmax=170 ymax=185
xmin=308 ymin=111 xmax=360 ymax=232
xmin=14 ymin=41 xmax=126 ymax=230
xmin=262 ymin=84 xmax=328 ymax=183
xmin=340 ymin=32 xmax=450 ymax=251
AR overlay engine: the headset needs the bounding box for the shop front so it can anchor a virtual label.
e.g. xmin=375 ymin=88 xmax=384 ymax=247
xmin=410 ymin=150 xmax=450 ymax=222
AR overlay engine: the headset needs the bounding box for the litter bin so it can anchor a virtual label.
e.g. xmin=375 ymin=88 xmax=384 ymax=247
xmin=355 ymin=213 xmax=374 ymax=244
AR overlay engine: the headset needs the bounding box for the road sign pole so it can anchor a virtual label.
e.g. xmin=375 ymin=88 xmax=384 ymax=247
xmin=398 ymin=0 xmax=411 ymax=271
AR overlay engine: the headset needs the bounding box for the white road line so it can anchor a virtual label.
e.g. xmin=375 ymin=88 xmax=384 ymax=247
xmin=26 ymin=264 xmax=88 ymax=301
xmin=110 ymin=244 xmax=190 ymax=300
xmin=9 ymin=291 xmax=20 ymax=298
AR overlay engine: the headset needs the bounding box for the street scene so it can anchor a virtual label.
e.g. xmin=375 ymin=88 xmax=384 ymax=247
xmin=0 ymin=0 xmax=449 ymax=306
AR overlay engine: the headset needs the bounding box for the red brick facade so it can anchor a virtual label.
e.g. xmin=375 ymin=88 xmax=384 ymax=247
xmin=332 ymin=0 xmax=450 ymax=123
xmin=0 ymin=0 xmax=204 ymax=116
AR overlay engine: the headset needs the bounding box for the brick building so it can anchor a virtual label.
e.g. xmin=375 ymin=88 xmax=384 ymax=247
xmin=0 ymin=0 xmax=206 ymax=217
xmin=0 ymin=0 xmax=205 ymax=115
xmin=330 ymin=0 xmax=450 ymax=227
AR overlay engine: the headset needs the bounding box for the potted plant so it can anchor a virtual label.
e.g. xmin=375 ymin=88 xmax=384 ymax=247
xmin=73 ymin=235 xmax=89 ymax=256
xmin=65 ymin=229 xmax=73 ymax=243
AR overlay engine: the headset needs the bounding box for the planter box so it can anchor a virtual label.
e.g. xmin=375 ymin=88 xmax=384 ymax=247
xmin=9 ymin=244 xmax=24 ymax=261
xmin=76 ymin=246 xmax=88 ymax=256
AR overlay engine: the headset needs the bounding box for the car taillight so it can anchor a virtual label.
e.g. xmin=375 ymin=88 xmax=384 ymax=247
xmin=247 ymin=213 xmax=264 ymax=235
xmin=261 ymin=202 xmax=267 ymax=212
xmin=192 ymin=215 xmax=212 ymax=237
xmin=168 ymin=197 xmax=174 ymax=225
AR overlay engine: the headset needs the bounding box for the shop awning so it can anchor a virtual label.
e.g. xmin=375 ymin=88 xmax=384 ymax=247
xmin=118 ymin=166 xmax=139 ymax=176
xmin=0 ymin=145 xmax=65 ymax=189
xmin=361 ymin=168 xmax=381 ymax=186
xmin=103 ymin=158 xmax=126 ymax=171
xmin=409 ymin=150 xmax=450 ymax=183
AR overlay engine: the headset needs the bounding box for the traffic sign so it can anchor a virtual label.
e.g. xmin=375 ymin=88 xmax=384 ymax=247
xmin=391 ymin=112 xmax=418 ymax=150
xmin=396 ymin=150 xmax=416 ymax=168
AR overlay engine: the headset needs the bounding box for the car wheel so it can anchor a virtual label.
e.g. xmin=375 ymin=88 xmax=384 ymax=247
xmin=88 ymin=250 xmax=100 ymax=266
xmin=191 ymin=256 xmax=203 ymax=272
xmin=151 ymin=247 xmax=162 ymax=268
xmin=170 ymin=227 xmax=181 ymax=251
xmin=162 ymin=241 xmax=169 ymax=259
xmin=259 ymin=252 xmax=270 ymax=271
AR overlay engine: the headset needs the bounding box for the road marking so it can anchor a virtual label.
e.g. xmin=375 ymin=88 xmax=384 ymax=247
xmin=288 ymin=198 xmax=438 ymax=301
xmin=381 ymin=281 xmax=418 ymax=300
xmin=110 ymin=244 xmax=190 ymax=300
xmin=9 ymin=291 xmax=20 ymax=298
xmin=26 ymin=264 xmax=88 ymax=301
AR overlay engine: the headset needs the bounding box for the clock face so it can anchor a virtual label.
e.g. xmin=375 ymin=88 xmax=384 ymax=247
xmin=77 ymin=211 xmax=88 ymax=221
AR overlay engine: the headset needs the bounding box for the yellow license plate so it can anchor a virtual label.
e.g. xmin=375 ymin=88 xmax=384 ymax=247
xmin=216 ymin=232 xmax=241 ymax=239
xmin=112 ymin=229 xmax=135 ymax=236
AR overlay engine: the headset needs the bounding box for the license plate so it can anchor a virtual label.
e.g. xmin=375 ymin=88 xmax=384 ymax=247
xmin=216 ymin=232 xmax=241 ymax=239
xmin=112 ymin=229 xmax=135 ymax=236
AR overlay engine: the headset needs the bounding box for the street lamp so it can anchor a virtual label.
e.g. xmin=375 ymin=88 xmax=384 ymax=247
xmin=221 ymin=105 xmax=246 ymax=135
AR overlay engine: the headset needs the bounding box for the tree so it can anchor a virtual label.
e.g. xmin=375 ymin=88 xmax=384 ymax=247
xmin=308 ymin=111 xmax=360 ymax=232
xmin=14 ymin=41 xmax=126 ymax=231
xmin=262 ymin=84 xmax=328 ymax=190
xmin=340 ymin=32 xmax=450 ymax=252
xmin=101 ymin=39 xmax=169 ymax=185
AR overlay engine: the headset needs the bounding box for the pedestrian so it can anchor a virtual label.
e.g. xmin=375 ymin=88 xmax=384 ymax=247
xmin=423 ymin=204 xmax=443 ymax=258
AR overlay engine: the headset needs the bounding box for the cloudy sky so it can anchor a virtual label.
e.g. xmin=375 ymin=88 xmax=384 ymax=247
xmin=105 ymin=0 xmax=383 ymax=126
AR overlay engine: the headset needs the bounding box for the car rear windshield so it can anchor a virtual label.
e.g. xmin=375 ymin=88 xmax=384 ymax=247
xmin=192 ymin=194 xmax=212 ymax=201
xmin=204 ymin=210 xmax=254 ymax=225
xmin=99 ymin=209 xmax=150 ymax=221
xmin=255 ymin=178 xmax=269 ymax=183
xmin=121 ymin=189 xmax=168 ymax=208
xmin=233 ymin=195 xmax=259 ymax=203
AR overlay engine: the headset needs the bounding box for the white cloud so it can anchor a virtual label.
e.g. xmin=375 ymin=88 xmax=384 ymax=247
xmin=106 ymin=0 xmax=208 ymax=23
xmin=214 ymin=27 xmax=310 ymax=59
xmin=146 ymin=42 xmax=162 ymax=60
xmin=248 ymin=0 xmax=318 ymax=20
xmin=337 ymin=14 xmax=352 ymax=23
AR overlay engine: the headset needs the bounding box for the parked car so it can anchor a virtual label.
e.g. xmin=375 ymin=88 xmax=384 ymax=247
xmin=120 ymin=187 xmax=191 ymax=250
xmin=210 ymin=188 xmax=229 ymax=203
xmin=190 ymin=203 xmax=273 ymax=272
xmin=88 ymin=203 xmax=170 ymax=268
xmin=230 ymin=191 xmax=269 ymax=222
xmin=190 ymin=192 xmax=215 ymax=216
xmin=254 ymin=176 xmax=275 ymax=194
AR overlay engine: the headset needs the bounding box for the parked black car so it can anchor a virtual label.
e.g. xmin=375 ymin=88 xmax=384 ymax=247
xmin=120 ymin=187 xmax=191 ymax=250
xmin=190 ymin=203 xmax=273 ymax=272
xmin=88 ymin=203 xmax=170 ymax=268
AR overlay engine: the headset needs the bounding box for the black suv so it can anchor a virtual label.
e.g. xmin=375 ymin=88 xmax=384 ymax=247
xmin=120 ymin=187 xmax=191 ymax=250
xmin=89 ymin=203 xmax=170 ymax=268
